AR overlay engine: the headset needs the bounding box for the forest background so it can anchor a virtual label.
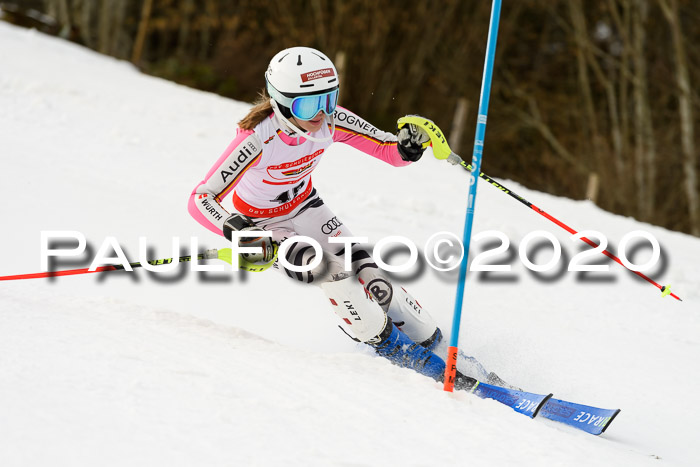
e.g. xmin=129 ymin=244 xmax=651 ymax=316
xmin=4 ymin=0 xmax=699 ymax=236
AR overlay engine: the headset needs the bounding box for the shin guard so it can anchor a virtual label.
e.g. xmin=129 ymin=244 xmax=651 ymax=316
xmin=386 ymin=287 xmax=441 ymax=350
xmin=321 ymin=274 xmax=387 ymax=343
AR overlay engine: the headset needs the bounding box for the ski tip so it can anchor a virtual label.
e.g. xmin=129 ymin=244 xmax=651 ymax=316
xmin=532 ymin=393 xmax=554 ymax=418
xmin=600 ymin=409 xmax=621 ymax=435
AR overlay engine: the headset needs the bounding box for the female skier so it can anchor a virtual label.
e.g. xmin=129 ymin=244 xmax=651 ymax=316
xmin=188 ymin=46 xmax=475 ymax=389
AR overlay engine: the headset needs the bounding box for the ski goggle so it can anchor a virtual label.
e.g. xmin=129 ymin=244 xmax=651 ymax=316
xmin=268 ymin=84 xmax=339 ymax=121
xmin=290 ymin=89 xmax=339 ymax=120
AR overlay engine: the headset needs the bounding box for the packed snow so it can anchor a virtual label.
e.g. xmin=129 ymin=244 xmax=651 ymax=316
xmin=1 ymin=22 xmax=699 ymax=466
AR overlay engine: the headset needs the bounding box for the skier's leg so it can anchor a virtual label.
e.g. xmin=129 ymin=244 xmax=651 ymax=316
xmin=384 ymin=285 xmax=442 ymax=350
xmin=320 ymin=274 xmax=387 ymax=343
xmin=275 ymin=196 xmax=443 ymax=348
xmin=251 ymin=194 xmax=346 ymax=284
xmin=320 ymin=274 xmax=470 ymax=386
xmin=351 ymin=254 xmax=442 ymax=350
xmin=255 ymin=193 xmax=442 ymax=349
xmin=254 ymin=199 xmax=475 ymax=388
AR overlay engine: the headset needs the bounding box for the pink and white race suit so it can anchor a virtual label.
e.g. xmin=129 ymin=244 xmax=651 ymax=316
xmin=188 ymin=106 xmax=408 ymax=233
xmin=188 ymin=106 xmax=439 ymax=346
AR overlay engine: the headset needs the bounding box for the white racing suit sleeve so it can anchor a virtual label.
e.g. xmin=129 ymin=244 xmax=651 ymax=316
xmin=188 ymin=129 xmax=263 ymax=236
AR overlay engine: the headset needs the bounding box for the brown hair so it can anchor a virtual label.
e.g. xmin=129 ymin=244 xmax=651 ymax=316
xmin=238 ymin=90 xmax=273 ymax=130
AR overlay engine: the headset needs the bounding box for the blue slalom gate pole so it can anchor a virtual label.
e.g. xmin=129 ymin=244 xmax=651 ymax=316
xmin=444 ymin=0 xmax=502 ymax=392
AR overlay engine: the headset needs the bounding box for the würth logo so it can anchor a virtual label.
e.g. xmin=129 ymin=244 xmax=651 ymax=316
xmin=301 ymin=68 xmax=335 ymax=82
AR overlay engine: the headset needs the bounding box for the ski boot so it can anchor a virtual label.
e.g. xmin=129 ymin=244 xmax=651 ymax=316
xmin=419 ymin=327 xmax=443 ymax=352
xmin=371 ymin=318 xmax=446 ymax=381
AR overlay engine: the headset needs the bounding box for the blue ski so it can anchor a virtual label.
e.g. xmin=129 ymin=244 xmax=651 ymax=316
xmin=470 ymin=383 xmax=620 ymax=435
xmin=471 ymin=382 xmax=552 ymax=418
xmin=539 ymin=398 xmax=621 ymax=435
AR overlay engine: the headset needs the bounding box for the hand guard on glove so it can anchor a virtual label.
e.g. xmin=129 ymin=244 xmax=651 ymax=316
xmin=223 ymin=213 xmax=278 ymax=264
xmin=397 ymin=117 xmax=431 ymax=162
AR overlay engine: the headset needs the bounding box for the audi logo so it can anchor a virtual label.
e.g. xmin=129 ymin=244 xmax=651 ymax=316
xmin=321 ymin=216 xmax=343 ymax=234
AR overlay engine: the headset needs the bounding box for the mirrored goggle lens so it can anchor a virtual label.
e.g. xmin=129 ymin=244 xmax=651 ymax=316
xmin=291 ymin=89 xmax=338 ymax=120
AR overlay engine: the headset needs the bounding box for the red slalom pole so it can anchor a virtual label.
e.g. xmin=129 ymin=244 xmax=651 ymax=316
xmin=450 ymin=160 xmax=682 ymax=301
xmin=0 ymin=264 xmax=124 ymax=281
xmin=0 ymin=253 xmax=208 ymax=281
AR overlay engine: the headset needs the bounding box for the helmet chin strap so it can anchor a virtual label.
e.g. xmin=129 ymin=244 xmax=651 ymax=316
xmin=270 ymin=99 xmax=335 ymax=143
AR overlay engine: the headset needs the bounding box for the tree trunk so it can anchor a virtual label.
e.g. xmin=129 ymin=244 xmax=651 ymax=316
xmin=569 ymin=0 xmax=600 ymax=155
xmin=631 ymin=0 xmax=656 ymax=220
xmin=132 ymin=0 xmax=154 ymax=64
xmin=198 ymin=0 xmax=217 ymax=61
xmin=110 ymin=0 xmax=128 ymax=59
xmin=79 ymin=0 xmax=95 ymax=49
xmin=177 ymin=0 xmax=196 ymax=60
xmin=97 ymin=1 xmax=112 ymax=55
xmin=658 ymin=0 xmax=699 ymax=235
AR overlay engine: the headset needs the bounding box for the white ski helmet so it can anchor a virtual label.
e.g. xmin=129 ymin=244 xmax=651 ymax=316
xmin=265 ymin=47 xmax=339 ymax=141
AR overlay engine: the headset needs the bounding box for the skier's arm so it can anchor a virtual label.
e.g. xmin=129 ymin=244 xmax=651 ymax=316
xmin=188 ymin=129 xmax=263 ymax=236
xmin=332 ymin=107 xmax=421 ymax=166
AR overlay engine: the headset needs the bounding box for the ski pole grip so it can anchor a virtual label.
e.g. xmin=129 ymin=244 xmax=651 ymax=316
xmin=397 ymin=115 xmax=453 ymax=160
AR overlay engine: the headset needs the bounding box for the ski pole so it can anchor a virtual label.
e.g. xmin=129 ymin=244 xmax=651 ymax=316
xmin=0 ymin=247 xmax=277 ymax=281
xmin=444 ymin=0 xmax=502 ymax=392
xmin=0 ymin=250 xmax=219 ymax=281
xmin=444 ymin=158 xmax=682 ymax=301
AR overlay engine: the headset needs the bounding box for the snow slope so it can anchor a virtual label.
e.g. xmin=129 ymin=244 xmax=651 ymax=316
xmin=1 ymin=22 xmax=699 ymax=466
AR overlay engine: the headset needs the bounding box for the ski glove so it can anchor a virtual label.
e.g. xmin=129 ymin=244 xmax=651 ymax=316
xmin=223 ymin=213 xmax=278 ymax=263
xmin=397 ymin=118 xmax=431 ymax=162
